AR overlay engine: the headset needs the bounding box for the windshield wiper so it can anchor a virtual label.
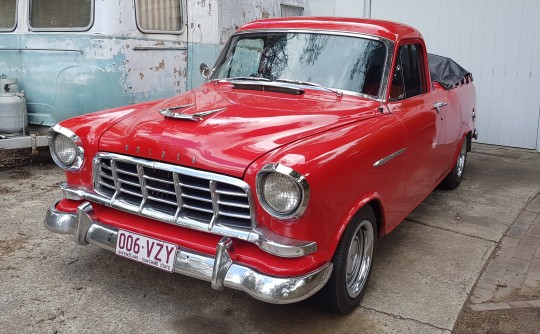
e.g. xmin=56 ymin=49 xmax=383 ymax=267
xmin=274 ymin=79 xmax=343 ymax=97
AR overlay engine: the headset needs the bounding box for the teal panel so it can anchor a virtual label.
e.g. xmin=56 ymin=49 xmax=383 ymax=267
xmin=0 ymin=34 xmax=188 ymax=126
xmin=187 ymin=43 xmax=221 ymax=90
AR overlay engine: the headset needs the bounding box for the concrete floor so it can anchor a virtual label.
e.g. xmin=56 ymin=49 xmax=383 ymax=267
xmin=0 ymin=143 xmax=539 ymax=333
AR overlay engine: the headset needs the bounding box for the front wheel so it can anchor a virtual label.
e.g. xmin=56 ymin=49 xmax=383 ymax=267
xmin=440 ymin=137 xmax=468 ymax=190
xmin=316 ymin=206 xmax=377 ymax=314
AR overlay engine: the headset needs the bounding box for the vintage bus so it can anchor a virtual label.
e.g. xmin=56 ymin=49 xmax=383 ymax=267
xmin=0 ymin=0 xmax=308 ymax=148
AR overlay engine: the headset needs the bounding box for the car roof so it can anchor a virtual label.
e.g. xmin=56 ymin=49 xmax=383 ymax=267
xmin=237 ymin=17 xmax=422 ymax=42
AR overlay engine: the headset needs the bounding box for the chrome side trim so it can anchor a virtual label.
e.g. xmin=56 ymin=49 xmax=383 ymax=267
xmin=44 ymin=202 xmax=332 ymax=304
xmin=59 ymin=183 xmax=316 ymax=258
xmin=373 ymin=148 xmax=407 ymax=167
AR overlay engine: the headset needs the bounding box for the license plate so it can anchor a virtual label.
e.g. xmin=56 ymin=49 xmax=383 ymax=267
xmin=115 ymin=230 xmax=178 ymax=272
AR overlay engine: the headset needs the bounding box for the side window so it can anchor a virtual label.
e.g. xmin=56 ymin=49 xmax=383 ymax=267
xmin=0 ymin=0 xmax=17 ymax=32
xmin=135 ymin=0 xmax=183 ymax=33
xmin=29 ymin=0 xmax=93 ymax=31
xmin=390 ymin=44 xmax=426 ymax=100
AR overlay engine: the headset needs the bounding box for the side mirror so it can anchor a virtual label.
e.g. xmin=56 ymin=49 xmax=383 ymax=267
xmin=199 ymin=63 xmax=212 ymax=79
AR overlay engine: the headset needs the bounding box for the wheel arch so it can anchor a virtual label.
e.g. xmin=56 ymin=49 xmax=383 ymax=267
xmin=332 ymin=195 xmax=385 ymax=247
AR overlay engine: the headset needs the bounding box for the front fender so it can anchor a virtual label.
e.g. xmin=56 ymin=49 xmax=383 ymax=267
xmin=244 ymin=112 xmax=407 ymax=262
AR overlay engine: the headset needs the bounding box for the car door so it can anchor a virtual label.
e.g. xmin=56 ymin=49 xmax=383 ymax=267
xmin=386 ymin=42 xmax=447 ymax=207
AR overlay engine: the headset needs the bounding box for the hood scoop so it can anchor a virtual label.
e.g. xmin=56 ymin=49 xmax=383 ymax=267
xmin=159 ymin=103 xmax=227 ymax=121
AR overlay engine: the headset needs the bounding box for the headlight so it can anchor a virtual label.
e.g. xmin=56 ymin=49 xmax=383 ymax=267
xmin=53 ymin=134 xmax=77 ymax=165
xmin=48 ymin=124 xmax=84 ymax=171
xmin=256 ymin=163 xmax=309 ymax=219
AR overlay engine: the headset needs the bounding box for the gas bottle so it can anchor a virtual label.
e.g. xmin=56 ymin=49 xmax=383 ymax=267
xmin=0 ymin=76 xmax=28 ymax=133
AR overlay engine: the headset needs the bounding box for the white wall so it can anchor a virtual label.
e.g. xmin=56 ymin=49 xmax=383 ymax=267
xmin=309 ymin=0 xmax=365 ymax=17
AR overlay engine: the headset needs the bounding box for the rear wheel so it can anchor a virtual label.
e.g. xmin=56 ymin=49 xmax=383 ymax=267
xmin=316 ymin=206 xmax=377 ymax=314
xmin=440 ymin=137 xmax=468 ymax=190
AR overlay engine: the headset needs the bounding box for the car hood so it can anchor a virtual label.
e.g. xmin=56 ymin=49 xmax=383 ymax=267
xmin=99 ymin=82 xmax=379 ymax=177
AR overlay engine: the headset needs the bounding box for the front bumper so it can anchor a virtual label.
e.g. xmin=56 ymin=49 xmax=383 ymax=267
xmin=44 ymin=201 xmax=332 ymax=304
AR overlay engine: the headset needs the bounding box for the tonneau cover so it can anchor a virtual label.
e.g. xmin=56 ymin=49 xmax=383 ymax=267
xmin=428 ymin=53 xmax=473 ymax=90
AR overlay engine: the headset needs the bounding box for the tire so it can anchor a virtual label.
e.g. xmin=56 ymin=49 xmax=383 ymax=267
xmin=316 ymin=206 xmax=377 ymax=314
xmin=439 ymin=137 xmax=468 ymax=190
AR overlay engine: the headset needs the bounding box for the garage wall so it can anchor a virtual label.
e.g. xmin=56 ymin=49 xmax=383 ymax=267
xmin=309 ymin=0 xmax=365 ymax=17
xmin=370 ymin=0 xmax=540 ymax=151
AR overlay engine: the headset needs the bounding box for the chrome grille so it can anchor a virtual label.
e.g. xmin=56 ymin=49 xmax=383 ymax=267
xmin=93 ymin=153 xmax=253 ymax=229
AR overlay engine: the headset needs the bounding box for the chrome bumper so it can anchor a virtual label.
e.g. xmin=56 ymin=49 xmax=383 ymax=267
xmin=44 ymin=201 xmax=332 ymax=304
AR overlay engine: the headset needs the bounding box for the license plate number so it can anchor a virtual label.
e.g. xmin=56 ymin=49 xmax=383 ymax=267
xmin=115 ymin=230 xmax=177 ymax=272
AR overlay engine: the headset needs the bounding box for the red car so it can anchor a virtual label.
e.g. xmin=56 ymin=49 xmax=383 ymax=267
xmin=45 ymin=17 xmax=477 ymax=314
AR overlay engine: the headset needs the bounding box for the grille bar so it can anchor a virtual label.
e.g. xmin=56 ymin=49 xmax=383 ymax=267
xmin=93 ymin=154 xmax=253 ymax=230
xmin=215 ymin=189 xmax=247 ymax=197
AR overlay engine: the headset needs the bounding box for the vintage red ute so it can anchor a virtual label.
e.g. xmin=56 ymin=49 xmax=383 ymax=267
xmin=45 ymin=17 xmax=477 ymax=313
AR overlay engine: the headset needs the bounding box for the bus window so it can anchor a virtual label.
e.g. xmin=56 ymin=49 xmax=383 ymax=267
xmin=135 ymin=0 xmax=184 ymax=34
xmin=29 ymin=0 xmax=93 ymax=31
xmin=0 ymin=0 xmax=17 ymax=31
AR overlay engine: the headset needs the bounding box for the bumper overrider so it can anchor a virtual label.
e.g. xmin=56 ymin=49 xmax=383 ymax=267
xmin=44 ymin=201 xmax=333 ymax=304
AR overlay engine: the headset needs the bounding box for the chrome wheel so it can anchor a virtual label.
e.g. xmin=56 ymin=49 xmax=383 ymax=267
xmin=345 ymin=219 xmax=374 ymax=298
xmin=316 ymin=206 xmax=377 ymax=314
xmin=456 ymin=140 xmax=467 ymax=178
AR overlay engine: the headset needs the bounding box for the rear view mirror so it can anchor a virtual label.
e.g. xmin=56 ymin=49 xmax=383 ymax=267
xmin=200 ymin=63 xmax=212 ymax=79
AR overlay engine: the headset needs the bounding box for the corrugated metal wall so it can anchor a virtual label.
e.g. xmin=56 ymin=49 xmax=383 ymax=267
xmin=371 ymin=0 xmax=540 ymax=151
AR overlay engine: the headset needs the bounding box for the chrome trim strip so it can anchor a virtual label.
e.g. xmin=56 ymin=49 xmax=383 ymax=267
xmin=373 ymin=148 xmax=407 ymax=167
xmin=60 ymin=181 xmax=316 ymax=258
xmin=256 ymin=163 xmax=310 ymax=220
xmin=44 ymin=202 xmax=332 ymax=304
xmin=233 ymin=28 xmax=393 ymax=42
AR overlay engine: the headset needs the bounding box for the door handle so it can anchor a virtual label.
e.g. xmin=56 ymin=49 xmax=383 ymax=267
xmin=433 ymin=101 xmax=447 ymax=114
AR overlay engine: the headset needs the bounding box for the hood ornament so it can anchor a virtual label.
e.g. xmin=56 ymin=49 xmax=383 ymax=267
xmin=159 ymin=104 xmax=226 ymax=121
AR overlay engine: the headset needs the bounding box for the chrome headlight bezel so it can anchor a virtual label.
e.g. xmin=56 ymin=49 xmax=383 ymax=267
xmin=256 ymin=163 xmax=310 ymax=219
xmin=48 ymin=124 xmax=84 ymax=172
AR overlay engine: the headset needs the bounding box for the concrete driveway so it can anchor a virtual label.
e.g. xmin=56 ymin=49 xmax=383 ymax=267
xmin=1 ymin=144 xmax=539 ymax=333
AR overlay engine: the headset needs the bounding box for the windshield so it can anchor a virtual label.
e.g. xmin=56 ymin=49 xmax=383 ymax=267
xmin=210 ymin=32 xmax=387 ymax=97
